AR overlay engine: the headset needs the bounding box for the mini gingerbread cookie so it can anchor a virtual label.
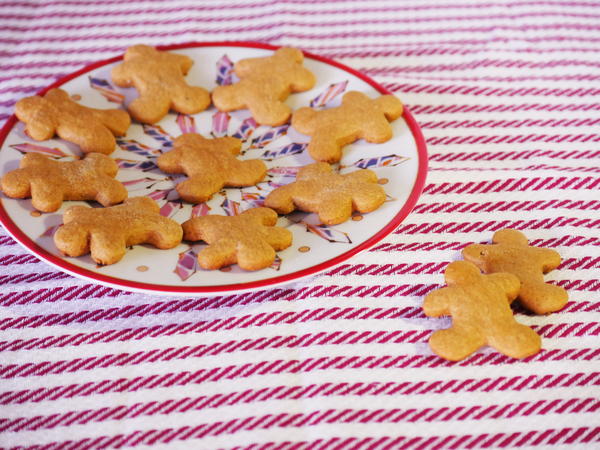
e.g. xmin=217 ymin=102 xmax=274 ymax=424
xmin=182 ymin=207 xmax=292 ymax=271
xmin=291 ymin=91 xmax=403 ymax=163
xmin=1 ymin=152 xmax=127 ymax=212
xmin=157 ymin=133 xmax=267 ymax=204
xmin=423 ymin=260 xmax=541 ymax=361
xmin=462 ymin=228 xmax=567 ymax=314
xmin=54 ymin=197 xmax=182 ymax=265
xmin=111 ymin=45 xmax=210 ymax=124
xmin=212 ymin=47 xmax=316 ymax=126
xmin=264 ymin=162 xmax=386 ymax=225
xmin=15 ymin=88 xmax=130 ymax=155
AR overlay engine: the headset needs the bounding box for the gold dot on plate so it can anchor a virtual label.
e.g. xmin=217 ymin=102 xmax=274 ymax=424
xmin=71 ymin=94 xmax=82 ymax=101
xmin=299 ymin=246 xmax=311 ymax=253
xmin=30 ymin=210 xmax=42 ymax=217
xmin=352 ymin=214 xmax=363 ymax=221
xmin=378 ymin=178 xmax=389 ymax=185
xmin=220 ymin=266 xmax=232 ymax=272
xmin=137 ymin=265 xmax=149 ymax=272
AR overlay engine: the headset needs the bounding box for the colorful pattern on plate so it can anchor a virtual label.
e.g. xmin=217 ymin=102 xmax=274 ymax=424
xmin=88 ymin=76 xmax=125 ymax=103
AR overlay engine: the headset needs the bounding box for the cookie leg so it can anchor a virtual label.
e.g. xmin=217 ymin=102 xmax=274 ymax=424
xmin=236 ymin=239 xmax=276 ymax=271
xmin=264 ymin=226 xmax=293 ymax=251
xmin=212 ymin=85 xmax=245 ymax=112
xmin=171 ymin=86 xmax=210 ymax=115
xmin=316 ymin=192 xmax=353 ymax=225
xmin=226 ymin=159 xmax=267 ymax=186
xmin=351 ymin=184 xmax=386 ymax=214
xmin=54 ymin=224 xmax=90 ymax=257
xmin=176 ymin=174 xmax=224 ymax=204
xmin=95 ymin=179 xmax=128 ymax=207
xmin=1 ymin=170 xmax=31 ymax=199
xmin=487 ymin=323 xmax=541 ymax=359
xmin=128 ymin=92 xmax=171 ymax=124
xmin=248 ymin=100 xmax=291 ymax=127
xmin=263 ymin=186 xmax=296 ymax=214
xmin=89 ymin=231 xmax=127 ymax=265
xmin=428 ymin=325 xmax=485 ymax=361
xmin=307 ymin=135 xmax=343 ymax=164
xmin=30 ymin=181 xmax=64 ymax=212
xmin=519 ymin=281 xmax=568 ymax=314
xmin=142 ymin=217 xmax=183 ymax=249
xmin=197 ymin=238 xmax=237 ymax=270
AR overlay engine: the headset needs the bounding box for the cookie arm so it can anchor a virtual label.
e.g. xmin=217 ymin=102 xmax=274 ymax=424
xmin=422 ymin=288 xmax=451 ymax=317
xmin=1 ymin=168 xmax=32 ymax=200
xmin=534 ymin=247 xmax=562 ymax=272
xmin=488 ymin=273 xmax=521 ymax=304
xmin=110 ymin=62 xmax=132 ymax=87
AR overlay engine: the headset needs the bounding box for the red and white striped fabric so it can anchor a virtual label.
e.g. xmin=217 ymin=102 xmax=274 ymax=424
xmin=1 ymin=1 xmax=599 ymax=448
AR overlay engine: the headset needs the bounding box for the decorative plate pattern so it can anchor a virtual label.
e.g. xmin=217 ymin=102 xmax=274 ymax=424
xmin=0 ymin=42 xmax=428 ymax=295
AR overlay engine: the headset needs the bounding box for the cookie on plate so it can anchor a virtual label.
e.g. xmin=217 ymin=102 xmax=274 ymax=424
xmin=182 ymin=207 xmax=292 ymax=271
xmin=15 ymin=88 xmax=130 ymax=155
xmin=111 ymin=45 xmax=211 ymax=124
xmin=54 ymin=197 xmax=182 ymax=265
xmin=157 ymin=133 xmax=267 ymax=204
xmin=1 ymin=152 xmax=127 ymax=212
xmin=212 ymin=47 xmax=316 ymax=126
xmin=292 ymin=91 xmax=403 ymax=163
xmin=264 ymin=162 xmax=386 ymax=225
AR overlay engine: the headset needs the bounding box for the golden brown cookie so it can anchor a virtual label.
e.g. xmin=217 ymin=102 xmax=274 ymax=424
xmin=212 ymin=47 xmax=316 ymax=126
xmin=462 ymin=228 xmax=567 ymax=314
xmin=157 ymin=133 xmax=267 ymax=204
xmin=264 ymin=162 xmax=385 ymax=225
xmin=1 ymin=152 xmax=127 ymax=212
xmin=54 ymin=197 xmax=182 ymax=265
xmin=15 ymin=88 xmax=130 ymax=155
xmin=423 ymin=260 xmax=541 ymax=361
xmin=291 ymin=91 xmax=403 ymax=163
xmin=182 ymin=207 xmax=292 ymax=271
xmin=111 ymin=45 xmax=210 ymax=124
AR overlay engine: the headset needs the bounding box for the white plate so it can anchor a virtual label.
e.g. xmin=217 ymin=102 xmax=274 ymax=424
xmin=0 ymin=42 xmax=428 ymax=295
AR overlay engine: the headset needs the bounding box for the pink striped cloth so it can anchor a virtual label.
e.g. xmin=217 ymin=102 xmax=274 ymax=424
xmin=1 ymin=1 xmax=599 ymax=448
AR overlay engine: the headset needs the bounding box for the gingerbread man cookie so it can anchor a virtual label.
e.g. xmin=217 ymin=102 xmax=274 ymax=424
xmin=212 ymin=47 xmax=316 ymax=126
xmin=264 ymin=162 xmax=386 ymax=225
xmin=462 ymin=228 xmax=567 ymax=314
xmin=157 ymin=133 xmax=267 ymax=204
xmin=423 ymin=261 xmax=541 ymax=361
xmin=111 ymin=45 xmax=210 ymax=124
xmin=291 ymin=91 xmax=403 ymax=163
xmin=1 ymin=152 xmax=127 ymax=213
xmin=182 ymin=207 xmax=292 ymax=271
xmin=54 ymin=197 xmax=182 ymax=265
xmin=15 ymin=88 xmax=130 ymax=155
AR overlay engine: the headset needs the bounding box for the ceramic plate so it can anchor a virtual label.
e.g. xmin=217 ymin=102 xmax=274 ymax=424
xmin=0 ymin=42 xmax=427 ymax=295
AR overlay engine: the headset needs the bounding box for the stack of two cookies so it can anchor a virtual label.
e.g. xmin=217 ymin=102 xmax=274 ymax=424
xmin=1 ymin=45 xmax=404 ymax=272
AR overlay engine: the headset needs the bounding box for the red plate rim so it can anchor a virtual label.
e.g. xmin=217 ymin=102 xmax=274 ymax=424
xmin=0 ymin=41 xmax=428 ymax=295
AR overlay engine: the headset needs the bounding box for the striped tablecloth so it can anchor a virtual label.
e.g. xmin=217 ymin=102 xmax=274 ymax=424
xmin=1 ymin=1 xmax=599 ymax=448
